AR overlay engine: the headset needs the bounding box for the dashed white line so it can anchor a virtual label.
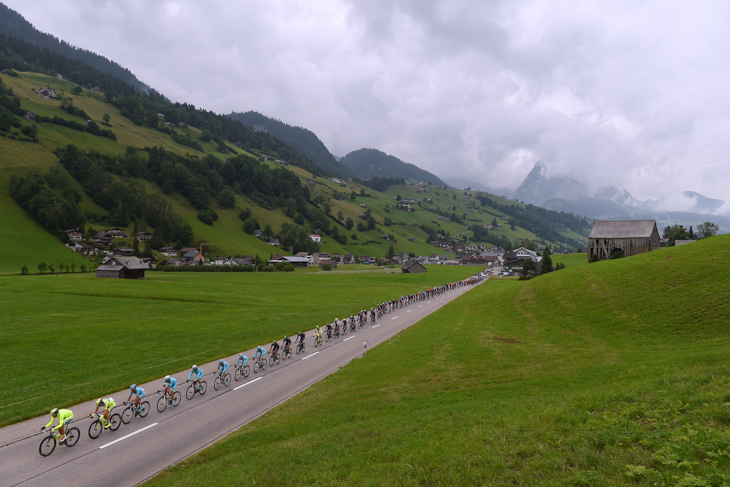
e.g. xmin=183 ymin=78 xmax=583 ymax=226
xmin=407 ymin=310 xmax=411 ymax=313
xmin=418 ymin=305 xmax=423 ymax=308
xmin=99 ymin=423 xmax=158 ymax=449
xmin=372 ymin=324 xmax=380 ymax=329
xmin=391 ymin=316 xmax=398 ymax=320
xmin=344 ymin=336 xmax=355 ymax=342
xmin=234 ymin=377 xmax=262 ymax=390
xmin=302 ymin=352 xmax=320 ymax=360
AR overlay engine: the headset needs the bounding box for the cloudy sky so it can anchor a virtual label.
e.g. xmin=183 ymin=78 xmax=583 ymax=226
xmin=5 ymin=0 xmax=730 ymax=211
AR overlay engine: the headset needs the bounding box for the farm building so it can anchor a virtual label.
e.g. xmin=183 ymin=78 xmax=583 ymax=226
xmin=96 ymin=257 xmax=150 ymax=279
xmin=588 ymin=220 xmax=661 ymax=261
xmin=401 ymin=261 xmax=427 ymax=274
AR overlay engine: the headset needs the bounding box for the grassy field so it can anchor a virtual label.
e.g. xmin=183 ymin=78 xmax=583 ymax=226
xmin=143 ymin=236 xmax=730 ymax=486
xmin=0 ymin=265 xmax=478 ymax=426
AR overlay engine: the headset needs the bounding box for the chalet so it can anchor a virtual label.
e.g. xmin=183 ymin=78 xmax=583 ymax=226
xmin=179 ymin=247 xmax=197 ymax=254
xmin=344 ymin=254 xmax=356 ymax=264
xmin=281 ymin=256 xmax=309 ymax=267
xmin=81 ymin=244 xmax=102 ymax=256
xmin=182 ymin=250 xmax=204 ymax=263
xmin=214 ymin=256 xmax=231 ymax=266
xmin=164 ymin=258 xmax=185 ymax=267
xmin=268 ymin=239 xmax=280 ymax=247
xmin=114 ymin=248 xmax=135 ymax=257
xmin=134 ymin=231 xmax=152 ymax=241
xmin=91 ymin=86 xmax=101 ymax=93
xmin=514 ymin=247 xmax=539 ymax=261
xmin=159 ymin=246 xmax=178 ymax=257
xmin=92 ymin=233 xmax=113 ymax=246
xmin=359 ymin=255 xmax=373 ymax=264
xmin=309 ymin=234 xmax=321 ymax=243
xmin=332 ymin=253 xmax=344 ymax=264
xmin=65 ymin=228 xmax=83 ymax=241
xmin=251 ymin=229 xmax=263 ymax=238
xmin=295 ymin=252 xmax=314 ymax=265
xmin=96 ymin=257 xmax=149 ymax=279
xmin=53 ymin=73 xmax=63 ymax=79
xmin=105 ymin=228 xmax=125 ymax=237
xmin=231 ymin=257 xmax=253 ymax=266
xmin=319 ymin=259 xmax=337 ymax=269
xmin=588 ymin=220 xmax=660 ymax=261
xmin=401 ymin=261 xmax=426 ymax=273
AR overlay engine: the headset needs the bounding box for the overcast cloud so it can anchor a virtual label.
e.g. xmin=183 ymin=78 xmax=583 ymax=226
xmin=5 ymin=0 xmax=730 ymax=211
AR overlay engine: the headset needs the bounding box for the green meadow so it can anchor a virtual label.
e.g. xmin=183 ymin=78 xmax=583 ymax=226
xmin=144 ymin=236 xmax=730 ymax=486
xmin=0 ymin=265 xmax=477 ymax=426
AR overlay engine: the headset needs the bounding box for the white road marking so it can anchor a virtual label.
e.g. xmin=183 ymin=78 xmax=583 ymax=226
xmin=234 ymin=377 xmax=262 ymax=390
xmin=302 ymin=352 xmax=320 ymax=360
xmin=407 ymin=310 xmax=411 ymax=313
xmin=344 ymin=336 xmax=355 ymax=342
xmin=99 ymin=423 xmax=158 ymax=449
xmin=372 ymin=324 xmax=380 ymax=329
xmin=418 ymin=305 xmax=422 ymax=308
xmin=391 ymin=316 xmax=398 ymax=320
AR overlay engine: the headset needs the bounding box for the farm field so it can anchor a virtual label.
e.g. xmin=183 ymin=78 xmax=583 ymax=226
xmin=145 ymin=236 xmax=730 ymax=486
xmin=0 ymin=265 xmax=478 ymax=426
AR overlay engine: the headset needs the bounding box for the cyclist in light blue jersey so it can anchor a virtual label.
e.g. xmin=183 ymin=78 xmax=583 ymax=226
xmin=187 ymin=365 xmax=204 ymax=389
xmin=126 ymin=384 xmax=145 ymax=413
xmin=254 ymin=345 xmax=266 ymax=363
xmin=163 ymin=375 xmax=178 ymax=406
xmin=217 ymin=360 xmax=229 ymax=376
xmin=236 ymin=353 xmax=248 ymax=368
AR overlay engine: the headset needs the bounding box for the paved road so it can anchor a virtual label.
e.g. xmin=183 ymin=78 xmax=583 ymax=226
xmin=0 ymin=280 xmax=483 ymax=487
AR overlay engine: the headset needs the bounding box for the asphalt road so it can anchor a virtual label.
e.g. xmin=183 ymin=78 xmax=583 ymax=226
xmin=0 ymin=280 xmax=483 ymax=487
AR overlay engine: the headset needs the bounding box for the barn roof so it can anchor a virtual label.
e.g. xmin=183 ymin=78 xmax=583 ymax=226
xmin=97 ymin=257 xmax=150 ymax=271
xmin=589 ymin=220 xmax=657 ymax=239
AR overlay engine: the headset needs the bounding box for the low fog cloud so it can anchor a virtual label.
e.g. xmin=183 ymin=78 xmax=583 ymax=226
xmin=7 ymin=0 xmax=730 ymax=210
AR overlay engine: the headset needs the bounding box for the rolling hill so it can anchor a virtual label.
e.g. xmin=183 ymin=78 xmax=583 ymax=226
xmin=340 ymin=147 xmax=448 ymax=187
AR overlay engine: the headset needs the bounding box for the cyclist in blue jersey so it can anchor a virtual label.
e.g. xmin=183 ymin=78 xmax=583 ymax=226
xmin=254 ymin=345 xmax=266 ymax=363
xmin=163 ymin=375 xmax=178 ymax=406
xmin=126 ymin=384 xmax=145 ymax=413
xmin=217 ymin=359 xmax=229 ymax=377
xmin=187 ymin=365 xmax=204 ymax=389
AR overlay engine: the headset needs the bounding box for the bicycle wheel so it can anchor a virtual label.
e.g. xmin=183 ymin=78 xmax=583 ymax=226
xmin=254 ymin=361 xmax=260 ymax=373
xmin=214 ymin=376 xmax=222 ymax=391
xmin=269 ymin=356 xmax=275 ymax=367
xmin=199 ymin=381 xmax=207 ymax=395
xmin=172 ymin=391 xmax=181 ymax=407
xmin=243 ymin=364 xmax=250 ymax=377
xmin=296 ymin=344 xmax=301 ymax=355
xmin=65 ymin=427 xmax=80 ymax=447
xmin=281 ymin=350 xmax=287 ymax=361
xmin=121 ymin=406 xmax=134 ymax=424
xmin=110 ymin=414 xmax=122 ymax=431
xmin=235 ymin=367 xmax=242 ymax=381
xmin=157 ymin=396 xmax=168 ymax=413
xmin=39 ymin=434 xmax=56 ymax=457
xmin=88 ymin=420 xmax=103 ymax=439
xmin=186 ymin=384 xmax=195 ymax=400
xmin=139 ymin=401 xmax=150 ymax=418
xmin=224 ymin=373 xmax=231 ymax=386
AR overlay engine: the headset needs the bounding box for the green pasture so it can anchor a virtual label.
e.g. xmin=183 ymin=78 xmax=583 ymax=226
xmin=145 ymin=236 xmax=730 ymax=486
xmin=0 ymin=265 xmax=478 ymax=426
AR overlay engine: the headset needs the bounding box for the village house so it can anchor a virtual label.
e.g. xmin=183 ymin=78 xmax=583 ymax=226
xmin=179 ymin=247 xmax=197 ymax=254
xmin=164 ymin=258 xmax=185 ymax=267
xmin=401 ymin=261 xmax=427 ymax=274
xmin=65 ymin=228 xmax=83 ymax=242
xmin=81 ymin=244 xmax=102 ymax=256
xmin=134 ymin=231 xmax=152 ymax=241
xmin=319 ymin=259 xmax=337 ymax=269
xmin=309 ymin=234 xmax=321 ymax=243
xmin=53 ymin=73 xmax=63 ymax=79
xmin=114 ymin=248 xmax=135 ymax=257
xmin=268 ymin=238 xmax=280 ymax=247
xmin=159 ymin=246 xmax=178 ymax=257
xmin=253 ymin=229 xmax=264 ymax=238
xmin=588 ymin=220 xmax=661 ymax=261
xmin=359 ymin=255 xmax=373 ymax=264
xmin=344 ymin=254 xmax=356 ymax=264
xmin=96 ymin=257 xmax=150 ymax=279
xmin=92 ymin=233 xmax=113 ymax=246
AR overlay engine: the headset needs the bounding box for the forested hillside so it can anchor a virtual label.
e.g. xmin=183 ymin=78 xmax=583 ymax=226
xmin=341 ymin=148 xmax=447 ymax=186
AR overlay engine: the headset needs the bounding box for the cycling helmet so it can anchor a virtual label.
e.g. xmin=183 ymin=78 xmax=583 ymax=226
xmin=239 ymin=353 xmax=244 ymax=358
xmin=96 ymin=398 xmax=104 ymax=407
xmin=165 ymin=375 xmax=170 ymax=381
xmin=51 ymin=408 xmax=59 ymax=416
xmin=130 ymin=384 xmax=136 ymax=390
xmin=284 ymin=336 xmax=288 ymax=340
xmin=192 ymin=365 xmax=198 ymax=370
xmin=219 ymin=360 xmax=223 ymax=364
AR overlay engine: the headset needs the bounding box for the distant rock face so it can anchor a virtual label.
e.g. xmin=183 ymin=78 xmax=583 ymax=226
xmin=513 ymin=162 xmax=586 ymax=205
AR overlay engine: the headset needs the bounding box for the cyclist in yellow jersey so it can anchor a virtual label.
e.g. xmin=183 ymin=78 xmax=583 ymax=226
xmin=42 ymin=408 xmax=73 ymax=443
xmin=91 ymin=397 xmax=116 ymax=428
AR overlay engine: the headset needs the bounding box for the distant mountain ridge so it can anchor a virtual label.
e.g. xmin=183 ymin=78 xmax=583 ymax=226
xmin=340 ymin=148 xmax=447 ymax=186
xmin=227 ymin=111 xmax=351 ymax=177
xmin=0 ymin=3 xmax=148 ymax=92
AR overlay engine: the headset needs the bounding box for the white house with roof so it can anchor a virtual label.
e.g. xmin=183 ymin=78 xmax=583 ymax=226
xmin=309 ymin=234 xmax=321 ymax=243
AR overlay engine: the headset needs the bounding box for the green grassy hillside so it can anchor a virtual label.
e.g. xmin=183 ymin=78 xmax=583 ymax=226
xmin=145 ymin=236 xmax=730 ymax=486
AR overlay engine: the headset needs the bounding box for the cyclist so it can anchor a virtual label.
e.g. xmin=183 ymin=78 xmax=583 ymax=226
xmin=282 ymin=336 xmax=292 ymax=355
xmin=325 ymin=322 xmax=332 ymax=339
xmin=295 ymin=331 xmax=305 ymax=349
xmin=43 ymin=408 xmax=73 ymax=443
xmin=254 ymin=345 xmax=267 ymax=365
xmin=187 ymin=365 xmax=204 ymax=390
xmin=236 ymin=353 xmax=248 ymax=370
xmin=163 ymin=375 xmax=178 ymax=406
xmin=126 ymin=384 xmax=145 ymax=415
xmin=90 ymin=397 xmax=116 ymax=428
xmin=269 ymin=340 xmax=280 ymax=360
xmin=315 ymin=325 xmax=323 ymax=345
xmin=217 ymin=359 xmax=229 ymax=379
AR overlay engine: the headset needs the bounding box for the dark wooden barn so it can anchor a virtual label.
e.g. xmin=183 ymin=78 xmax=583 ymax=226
xmin=96 ymin=257 xmax=150 ymax=279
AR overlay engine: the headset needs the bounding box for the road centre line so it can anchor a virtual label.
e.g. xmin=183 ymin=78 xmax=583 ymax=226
xmin=234 ymin=377 xmax=262 ymax=390
xmin=99 ymin=423 xmax=158 ymax=449
xmin=391 ymin=316 xmax=398 ymax=320
xmin=302 ymin=351 xmax=320 ymax=360
xmin=418 ymin=305 xmax=422 ymax=308
xmin=344 ymin=336 xmax=355 ymax=342
xmin=372 ymin=324 xmax=380 ymax=329
xmin=407 ymin=310 xmax=411 ymax=313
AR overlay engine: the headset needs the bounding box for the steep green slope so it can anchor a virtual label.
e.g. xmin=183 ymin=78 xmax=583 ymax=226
xmin=145 ymin=236 xmax=730 ymax=486
xmin=340 ymin=147 xmax=447 ymax=186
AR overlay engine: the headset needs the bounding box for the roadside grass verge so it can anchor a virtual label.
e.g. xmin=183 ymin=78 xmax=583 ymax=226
xmin=144 ymin=236 xmax=730 ymax=486
xmin=0 ymin=265 xmax=477 ymax=426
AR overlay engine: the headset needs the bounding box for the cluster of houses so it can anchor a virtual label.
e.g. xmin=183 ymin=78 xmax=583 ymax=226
xmin=65 ymin=227 xmax=157 ymax=266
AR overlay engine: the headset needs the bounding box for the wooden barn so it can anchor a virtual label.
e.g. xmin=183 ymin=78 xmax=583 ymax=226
xmin=588 ymin=220 xmax=661 ymax=261
xmin=96 ymin=257 xmax=150 ymax=279
xmin=401 ymin=261 xmax=427 ymax=274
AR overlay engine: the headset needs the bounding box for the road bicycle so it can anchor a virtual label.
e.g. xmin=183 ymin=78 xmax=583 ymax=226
xmin=39 ymin=425 xmax=80 ymax=456
xmin=325 ymin=329 xmax=332 ymax=342
xmin=281 ymin=344 xmax=292 ymax=361
xmin=213 ymin=371 xmax=232 ymax=390
xmin=88 ymin=410 xmax=122 ymax=439
xmin=314 ymin=334 xmax=323 ymax=347
xmin=351 ymin=321 xmax=357 ymax=331
xmin=185 ymin=380 xmax=208 ymax=400
xmin=333 ymin=326 xmax=340 ymax=338
xmin=234 ymin=362 xmax=250 ymax=381
xmin=296 ymin=340 xmax=306 ymax=354
xmin=268 ymin=350 xmax=281 ymax=367
xmin=341 ymin=323 xmax=348 ymax=335
xmin=157 ymin=389 xmax=182 ymax=412
xmin=253 ymin=356 xmax=267 ymax=373
xmin=121 ymin=400 xmax=150 ymax=424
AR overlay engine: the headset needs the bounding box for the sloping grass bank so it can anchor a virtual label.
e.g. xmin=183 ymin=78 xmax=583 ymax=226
xmin=144 ymin=236 xmax=730 ymax=486
xmin=0 ymin=265 xmax=477 ymax=426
